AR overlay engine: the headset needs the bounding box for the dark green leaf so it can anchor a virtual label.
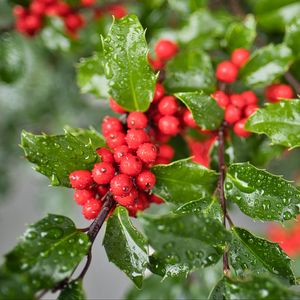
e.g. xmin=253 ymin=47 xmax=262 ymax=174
xmin=284 ymin=18 xmax=300 ymax=58
xmin=229 ymin=227 xmax=295 ymax=284
xmin=175 ymin=91 xmax=224 ymax=130
xmin=21 ymin=130 xmax=99 ymax=187
xmin=224 ymin=274 xmax=300 ymax=299
xmin=103 ymin=207 xmax=148 ymax=288
xmin=168 ymin=135 xmax=190 ymax=161
xmin=245 ymin=100 xmax=300 ymax=148
xmin=140 ymin=211 xmax=231 ymax=278
xmin=224 ymin=15 xmax=256 ymax=53
xmin=151 ymin=158 xmax=218 ymax=204
xmin=208 ymin=278 xmax=225 ymax=300
xmin=102 ymin=15 xmax=156 ymax=112
xmin=239 ymin=44 xmax=294 ymax=87
xmin=58 ymin=280 xmax=86 ymax=300
xmin=164 ymin=49 xmax=216 ymax=93
xmin=224 ymin=162 xmax=300 ymax=221
xmin=250 ymin=0 xmax=298 ymax=14
xmin=76 ymin=52 xmax=109 ymax=99
xmin=5 ymin=215 xmax=90 ymax=290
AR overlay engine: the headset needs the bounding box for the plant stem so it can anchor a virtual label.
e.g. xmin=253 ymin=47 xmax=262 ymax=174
xmin=284 ymin=72 xmax=300 ymax=95
xmin=218 ymin=122 xmax=230 ymax=274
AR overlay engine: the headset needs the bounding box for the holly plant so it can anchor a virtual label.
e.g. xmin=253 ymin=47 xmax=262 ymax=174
xmin=2 ymin=1 xmax=300 ymax=300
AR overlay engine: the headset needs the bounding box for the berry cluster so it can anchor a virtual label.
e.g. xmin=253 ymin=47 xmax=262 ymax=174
xmin=13 ymin=1 xmax=127 ymax=38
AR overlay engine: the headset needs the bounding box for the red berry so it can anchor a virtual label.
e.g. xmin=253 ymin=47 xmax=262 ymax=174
xmin=230 ymin=94 xmax=246 ymax=109
xmin=64 ymin=13 xmax=85 ymax=31
xmin=233 ymin=118 xmax=251 ymax=138
xmin=82 ymin=199 xmax=101 ymax=220
xmin=109 ymin=98 xmax=126 ymax=114
xmin=92 ymin=162 xmax=115 ymax=184
xmin=242 ymin=90 xmax=258 ymax=105
xmin=113 ymin=145 xmax=129 ymax=163
xmin=231 ymin=48 xmax=250 ymax=68
xmin=55 ymin=2 xmax=71 ymax=16
xmin=154 ymin=157 xmax=170 ymax=165
xmin=265 ymin=84 xmax=294 ymax=103
xmin=73 ymin=189 xmax=94 ymax=206
xmin=215 ymin=61 xmax=238 ymax=83
xmin=69 ymin=170 xmax=93 ymax=189
xmin=211 ymin=91 xmax=230 ymax=109
xmin=127 ymin=112 xmax=148 ymax=129
xmin=158 ymin=96 xmax=178 ymax=115
xmin=114 ymin=188 xmax=138 ymax=207
xmin=13 ymin=5 xmax=27 ymax=18
xmin=183 ymin=109 xmax=197 ymax=128
xmin=106 ymin=4 xmax=127 ymax=19
xmin=125 ymin=129 xmax=149 ymax=149
xmin=136 ymin=143 xmax=158 ymax=163
xmin=25 ymin=14 xmax=42 ymax=32
xmin=110 ymin=174 xmax=133 ymax=196
xmin=96 ymin=185 xmax=109 ymax=197
xmin=158 ymin=115 xmax=180 ymax=135
xmin=80 ymin=0 xmax=95 ymax=6
xmin=224 ymin=105 xmax=242 ymax=124
xmin=155 ymin=39 xmax=178 ymax=61
xmin=106 ymin=131 xmax=126 ymax=149
xmin=30 ymin=1 xmax=46 ymax=16
xmin=158 ymin=144 xmax=174 ymax=160
xmin=120 ymin=154 xmax=142 ymax=176
xmin=153 ymin=83 xmax=165 ymax=102
xmin=244 ymin=105 xmax=258 ymax=117
xmin=136 ymin=170 xmax=156 ymax=191
xmin=150 ymin=194 xmax=164 ymax=204
xmin=149 ymin=55 xmax=164 ymax=71
xmin=96 ymin=147 xmax=114 ymax=163
xmin=102 ymin=116 xmax=123 ymax=136
xmin=155 ymin=131 xmax=171 ymax=143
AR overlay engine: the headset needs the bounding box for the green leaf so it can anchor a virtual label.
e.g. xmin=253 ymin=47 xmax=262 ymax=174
xmin=103 ymin=207 xmax=148 ymax=288
xmin=208 ymin=278 xmax=225 ymax=300
xmin=239 ymin=44 xmax=294 ymax=87
xmin=245 ymin=100 xmax=300 ymax=149
xmin=175 ymin=91 xmax=224 ymax=130
xmin=4 ymin=215 xmax=90 ymax=291
xmin=284 ymin=18 xmax=300 ymax=58
xmin=224 ymin=162 xmax=300 ymax=221
xmin=76 ymin=52 xmax=109 ymax=99
xmin=229 ymin=227 xmax=295 ymax=284
xmin=223 ymin=274 xmax=300 ymax=299
xmin=58 ymin=280 xmax=86 ymax=300
xmin=224 ymin=15 xmax=256 ymax=53
xmin=151 ymin=158 xmax=218 ymax=204
xmin=102 ymin=14 xmax=156 ymax=112
xmin=140 ymin=211 xmax=231 ymax=278
xmin=164 ymin=49 xmax=216 ymax=93
xmin=21 ymin=130 xmax=100 ymax=187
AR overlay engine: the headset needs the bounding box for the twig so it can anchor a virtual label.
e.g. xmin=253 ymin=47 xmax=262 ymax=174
xmin=284 ymin=72 xmax=300 ymax=95
xmin=76 ymin=249 xmax=92 ymax=281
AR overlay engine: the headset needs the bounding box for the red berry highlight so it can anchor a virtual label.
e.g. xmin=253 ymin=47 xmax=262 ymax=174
xmin=216 ymin=61 xmax=238 ymax=83
xmin=231 ymin=48 xmax=250 ymax=68
xmin=92 ymin=162 xmax=115 ymax=184
xmin=69 ymin=170 xmax=93 ymax=189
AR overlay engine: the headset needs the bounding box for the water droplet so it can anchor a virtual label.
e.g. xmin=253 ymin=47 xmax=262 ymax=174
xmin=225 ymin=182 xmax=233 ymax=191
xmin=45 ymin=227 xmax=64 ymax=239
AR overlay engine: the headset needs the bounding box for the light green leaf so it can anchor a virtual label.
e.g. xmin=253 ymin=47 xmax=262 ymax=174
xmin=224 ymin=162 xmax=300 ymax=221
xmin=102 ymin=15 xmax=156 ymax=112
xmin=175 ymin=91 xmax=224 ymax=130
xmin=284 ymin=18 xmax=300 ymax=58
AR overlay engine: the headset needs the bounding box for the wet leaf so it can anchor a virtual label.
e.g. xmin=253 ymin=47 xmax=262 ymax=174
xmin=284 ymin=18 xmax=300 ymax=58
xmin=239 ymin=44 xmax=294 ymax=87
xmin=102 ymin=14 xmax=156 ymax=112
xmin=229 ymin=227 xmax=295 ymax=284
xmin=164 ymin=49 xmax=216 ymax=93
xmin=103 ymin=207 xmax=148 ymax=288
xmin=245 ymin=99 xmax=300 ymax=149
xmin=224 ymin=162 xmax=300 ymax=221
xmin=175 ymin=91 xmax=223 ymax=130
xmin=151 ymin=158 xmax=218 ymax=204
xmin=4 ymin=215 xmax=90 ymax=291
xmin=58 ymin=280 xmax=86 ymax=300
xmin=139 ymin=211 xmax=231 ymax=278
xmin=76 ymin=52 xmax=109 ymax=99
xmin=21 ymin=129 xmax=100 ymax=187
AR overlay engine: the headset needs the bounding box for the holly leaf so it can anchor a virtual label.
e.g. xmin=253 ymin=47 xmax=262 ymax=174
xmin=4 ymin=215 xmax=90 ymax=291
xmin=58 ymin=280 xmax=86 ymax=300
xmin=239 ymin=44 xmax=294 ymax=87
xmin=284 ymin=18 xmax=300 ymax=58
xmin=229 ymin=227 xmax=295 ymax=284
xmin=76 ymin=52 xmax=109 ymax=99
xmin=102 ymin=14 xmax=156 ymax=112
xmin=175 ymin=91 xmax=224 ymax=130
xmin=224 ymin=15 xmax=256 ymax=53
xmin=21 ymin=130 xmax=100 ymax=187
xmin=224 ymin=162 xmax=300 ymax=221
xmin=151 ymin=158 xmax=218 ymax=204
xmin=164 ymin=49 xmax=216 ymax=93
xmin=140 ymin=211 xmax=231 ymax=278
xmin=208 ymin=278 xmax=225 ymax=300
xmin=245 ymin=100 xmax=300 ymax=149
xmin=103 ymin=207 xmax=148 ymax=288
